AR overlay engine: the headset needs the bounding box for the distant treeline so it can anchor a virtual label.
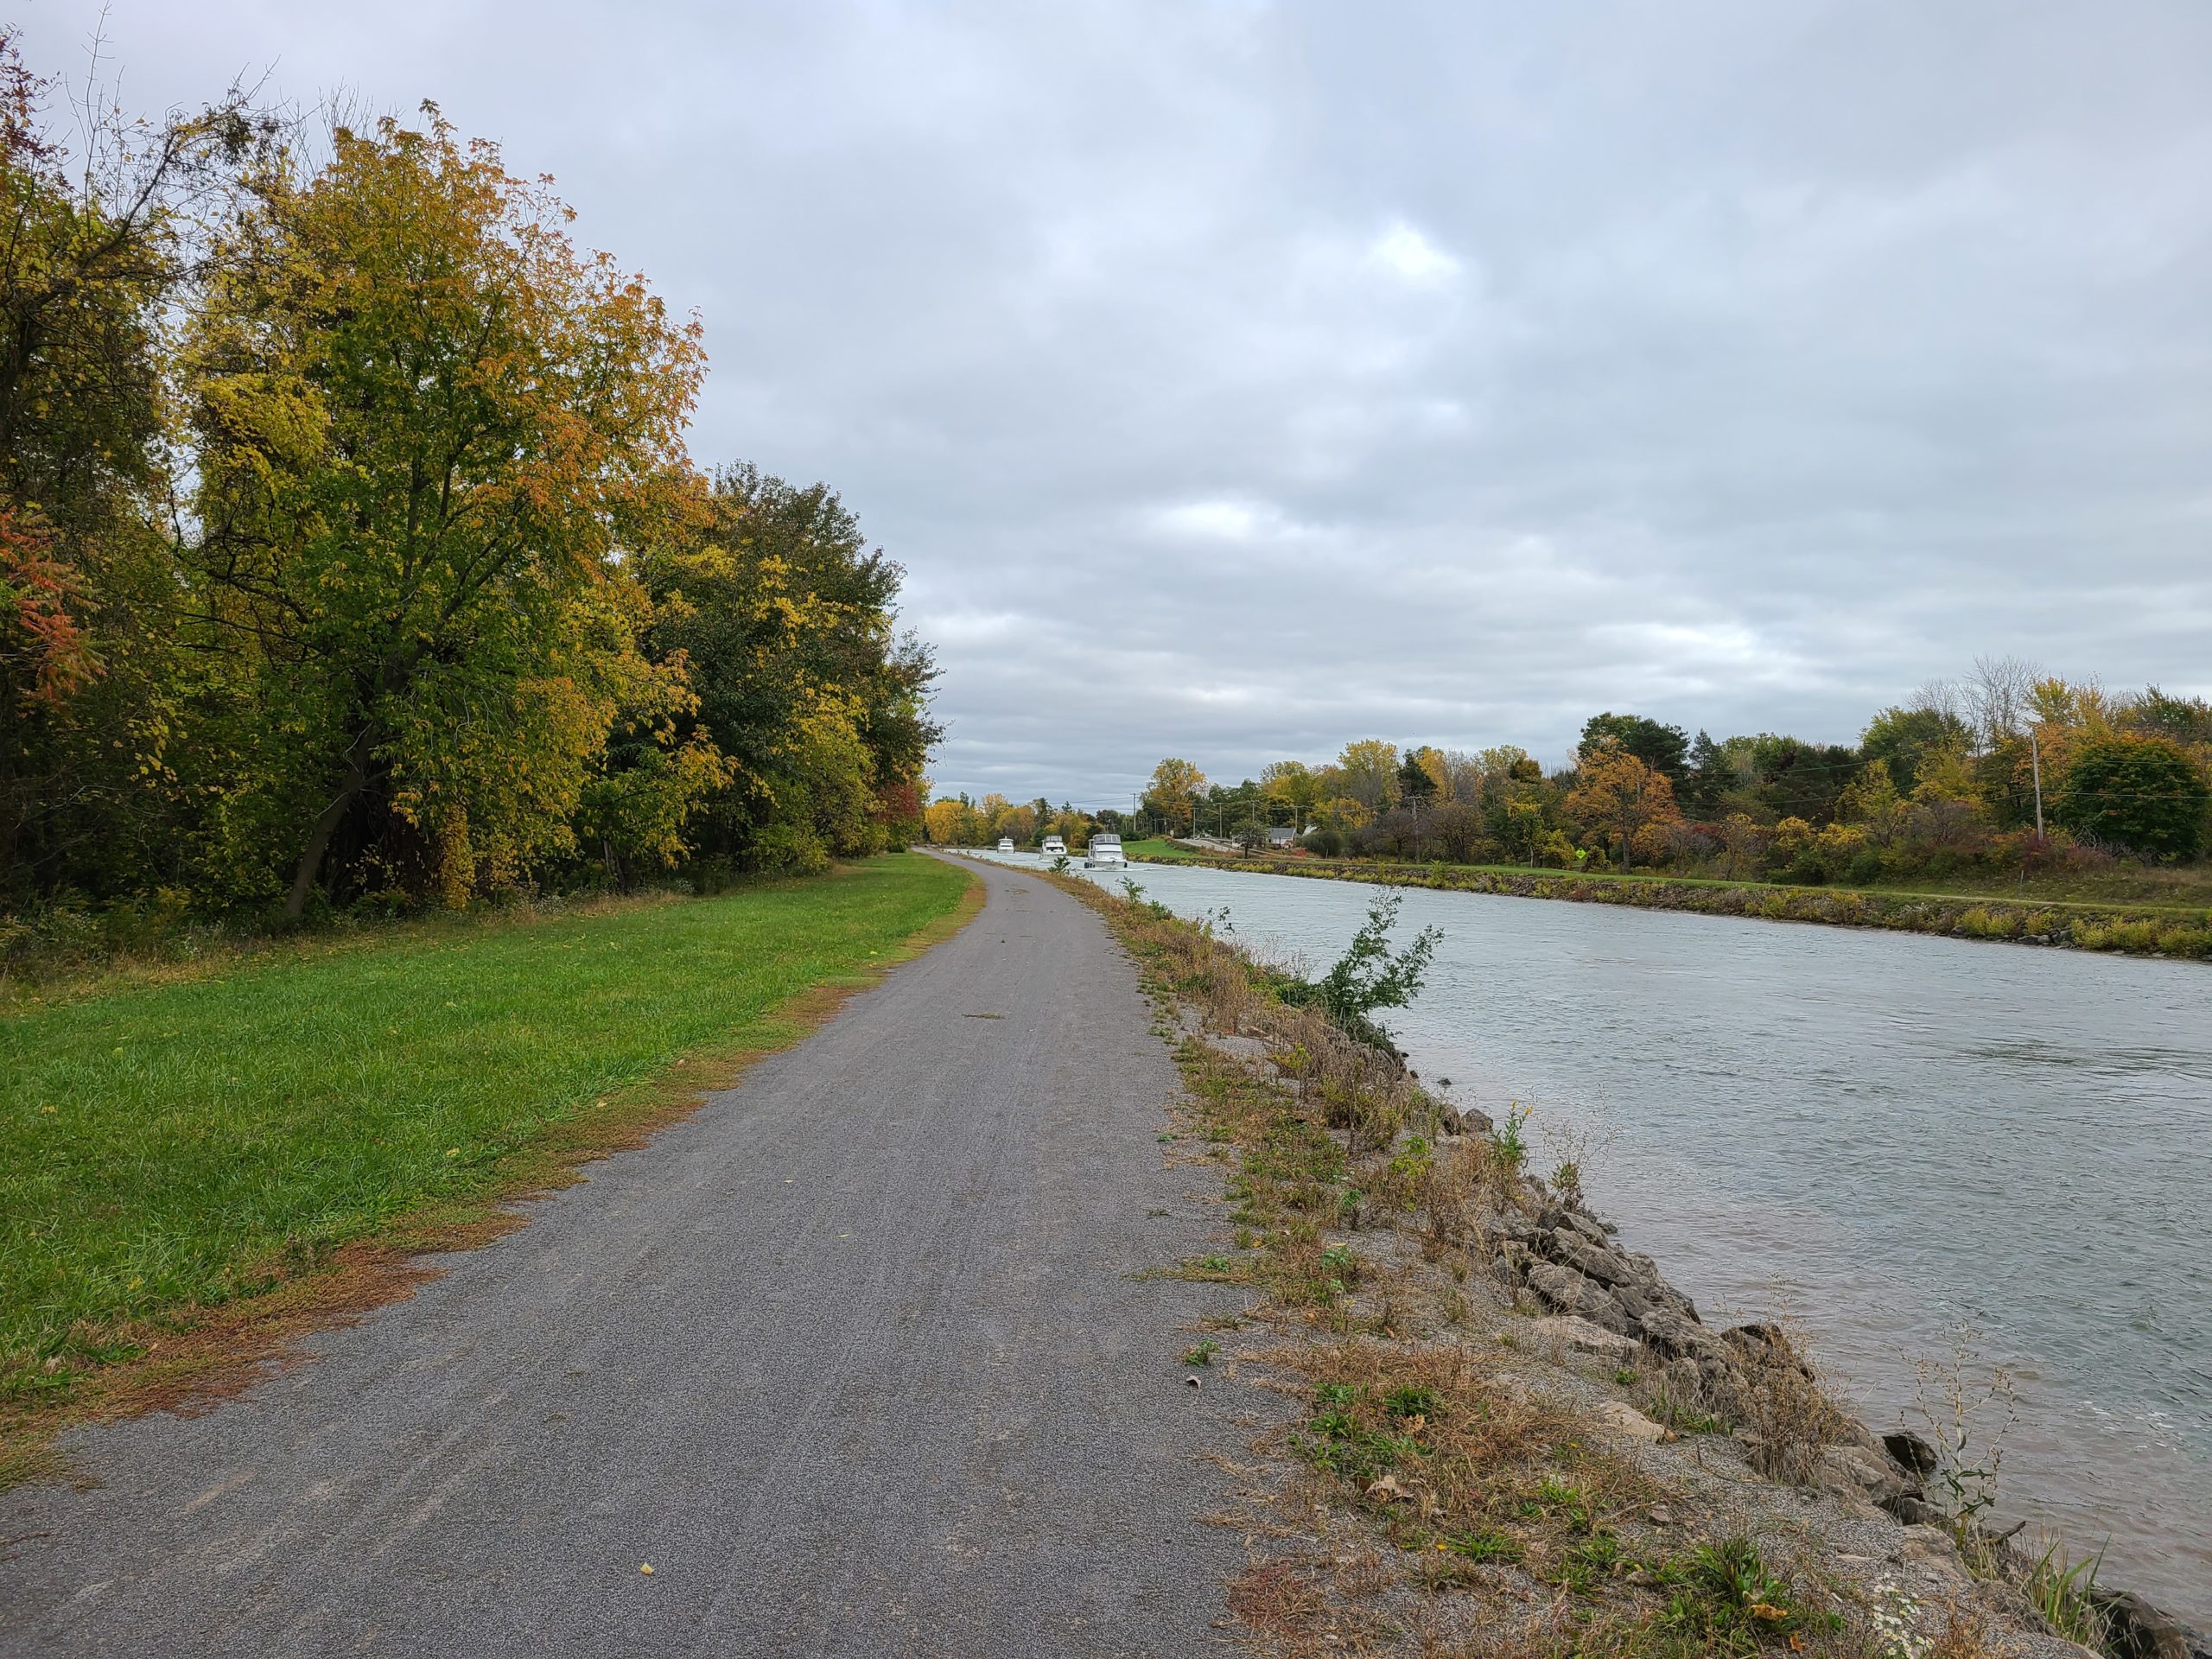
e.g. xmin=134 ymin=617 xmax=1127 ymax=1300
xmin=0 ymin=37 xmax=935 ymax=955
xmin=948 ymin=658 xmax=2212 ymax=882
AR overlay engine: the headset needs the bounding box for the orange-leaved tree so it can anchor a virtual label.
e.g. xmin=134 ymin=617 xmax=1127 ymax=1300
xmin=1563 ymin=739 xmax=1680 ymax=872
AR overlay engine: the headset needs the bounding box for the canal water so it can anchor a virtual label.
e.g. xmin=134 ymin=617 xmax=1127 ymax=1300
xmin=972 ymin=850 xmax=2212 ymax=1618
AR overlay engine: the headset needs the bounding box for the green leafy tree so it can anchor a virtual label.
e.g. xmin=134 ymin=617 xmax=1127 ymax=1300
xmin=1261 ymin=759 xmax=1324 ymax=829
xmin=1859 ymin=706 xmax=1970 ymax=796
xmin=2054 ymin=735 xmax=2209 ymax=860
xmin=1499 ymin=798 xmax=1545 ymax=863
xmin=639 ymin=466 xmax=939 ymax=872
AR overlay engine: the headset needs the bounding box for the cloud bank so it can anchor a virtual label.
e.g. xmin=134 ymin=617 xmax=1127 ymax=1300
xmin=22 ymin=0 xmax=2211 ymax=802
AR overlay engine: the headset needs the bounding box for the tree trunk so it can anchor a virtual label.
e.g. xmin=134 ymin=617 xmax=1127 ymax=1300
xmin=285 ymin=728 xmax=376 ymax=921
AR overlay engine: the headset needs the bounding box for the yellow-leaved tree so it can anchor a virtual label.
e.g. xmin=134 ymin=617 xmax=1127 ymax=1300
xmin=1145 ymin=758 xmax=1206 ymax=832
xmin=181 ymin=108 xmax=705 ymax=915
xmin=1334 ymin=740 xmax=1401 ymax=813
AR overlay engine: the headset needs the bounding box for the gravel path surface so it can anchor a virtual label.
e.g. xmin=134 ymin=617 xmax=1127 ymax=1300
xmin=2 ymin=856 xmax=1260 ymax=1657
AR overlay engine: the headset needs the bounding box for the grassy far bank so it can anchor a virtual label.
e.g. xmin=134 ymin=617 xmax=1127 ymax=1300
xmin=1117 ymin=836 xmax=1201 ymax=862
xmin=1139 ymin=838 xmax=2212 ymax=912
xmin=2 ymin=854 xmax=974 ymax=1435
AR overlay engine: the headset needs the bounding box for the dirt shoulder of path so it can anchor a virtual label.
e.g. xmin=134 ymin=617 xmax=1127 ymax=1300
xmin=1033 ymin=863 xmax=2191 ymax=1659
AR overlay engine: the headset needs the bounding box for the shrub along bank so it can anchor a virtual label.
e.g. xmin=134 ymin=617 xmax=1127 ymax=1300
xmin=1 ymin=854 xmax=975 ymax=1471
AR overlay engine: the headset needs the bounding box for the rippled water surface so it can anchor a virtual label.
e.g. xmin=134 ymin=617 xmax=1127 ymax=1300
xmin=977 ymin=852 xmax=2212 ymax=1617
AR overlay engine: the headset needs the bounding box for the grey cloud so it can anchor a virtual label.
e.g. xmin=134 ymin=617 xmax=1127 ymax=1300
xmin=22 ymin=0 xmax=2210 ymax=803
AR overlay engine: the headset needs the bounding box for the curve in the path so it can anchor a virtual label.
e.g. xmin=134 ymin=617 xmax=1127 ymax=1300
xmin=1 ymin=857 xmax=1259 ymax=1658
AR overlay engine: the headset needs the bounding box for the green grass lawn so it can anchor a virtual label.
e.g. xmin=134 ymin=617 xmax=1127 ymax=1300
xmin=1 ymin=855 xmax=971 ymax=1408
xmin=1188 ymin=845 xmax=2212 ymax=917
xmin=1120 ymin=837 xmax=1200 ymax=862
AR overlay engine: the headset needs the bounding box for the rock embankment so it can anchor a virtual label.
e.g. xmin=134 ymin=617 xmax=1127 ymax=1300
xmin=1462 ymin=1125 xmax=2209 ymax=1659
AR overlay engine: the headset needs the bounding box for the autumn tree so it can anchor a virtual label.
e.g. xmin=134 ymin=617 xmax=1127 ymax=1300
xmin=1580 ymin=713 xmax=1688 ymax=780
xmin=1564 ymin=740 xmax=1680 ymax=870
xmin=1260 ymin=759 xmax=1323 ymax=828
xmin=178 ymin=110 xmax=704 ymax=914
xmin=1396 ymin=747 xmax=1438 ymax=800
xmin=1836 ymin=760 xmax=1905 ymax=842
xmin=1406 ymin=744 xmax=1450 ymax=799
xmin=1145 ymin=757 xmax=1206 ymax=831
xmin=1334 ymin=740 xmax=1400 ymax=813
xmin=0 ymin=36 xmax=272 ymax=899
xmin=639 ymin=465 xmax=939 ymax=874
xmin=923 ymin=797 xmax=979 ymax=845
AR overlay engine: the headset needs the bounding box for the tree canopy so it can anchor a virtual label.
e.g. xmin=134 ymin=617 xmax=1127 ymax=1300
xmin=0 ymin=48 xmax=937 ymax=934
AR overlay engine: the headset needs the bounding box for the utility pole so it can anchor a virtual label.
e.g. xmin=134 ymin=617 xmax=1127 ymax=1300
xmin=2030 ymin=728 xmax=2044 ymax=837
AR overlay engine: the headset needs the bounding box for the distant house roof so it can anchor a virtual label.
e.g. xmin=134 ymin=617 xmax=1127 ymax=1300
xmin=1265 ymin=825 xmax=1297 ymax=844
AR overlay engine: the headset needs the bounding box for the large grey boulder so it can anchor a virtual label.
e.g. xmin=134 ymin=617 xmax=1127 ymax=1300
xmin=1637 ymin=1305 xmax=1721 ymax=1362
xmin=1551 ymin=1230 xmax=1639 ymax=1288
xmin=1526 ymin=1262 xmax=1630 ymax=1335
xmin=1817 ymin=1442 xmax=1907 ymax=1504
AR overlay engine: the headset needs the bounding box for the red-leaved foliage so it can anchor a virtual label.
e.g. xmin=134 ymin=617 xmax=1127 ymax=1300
xmin=1 ymin=505 xmax=97 ymax=706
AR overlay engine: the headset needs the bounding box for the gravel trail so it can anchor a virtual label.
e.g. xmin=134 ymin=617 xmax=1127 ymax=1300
xmin=2 ymin=856 xmax=1258 ymax=1657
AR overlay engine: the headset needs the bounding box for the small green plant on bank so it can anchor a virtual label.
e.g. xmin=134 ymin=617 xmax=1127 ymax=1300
xmin=1910 ymin=1323 xmax=2017 ymax=1529
xmin=2024 ymin=1539 xmax=2107 ymax=1649
xmin=1278 ymin=891 xmax=1442 ymax=1049
xmin=1441 ymin=1527 xmax=1522 ymax=1563
xmin=1118 ymin=877 xmax=1171 ymax=920
xmin=1384 ymin=1382 xmax=1438 ymax=1420
xmin=1049 ymin=854 xmax=1071 ymax=874
xmin=1550 ymin=1158 xmax=1584 ymax=1206
xmin=1299 ymin=1382 xmax=1426 ymax=1486
xmin=1387 ymin=1135 xmax=1433 ymax=1185
xmin=1496 ymin=1103 xmax=1532 ymax=1167
xmin=1559 ymin=1530 xmax=1630 ymax=1595
xmin=1655 ymin=1537 xmax=1832 ymax=1643
xmin=1182 ymin=1338 xmax=1219 ymax=1367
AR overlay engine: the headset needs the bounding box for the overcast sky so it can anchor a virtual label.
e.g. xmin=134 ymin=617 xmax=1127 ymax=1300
xmin=18 ymin=1 xmax=2211 ymax=804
